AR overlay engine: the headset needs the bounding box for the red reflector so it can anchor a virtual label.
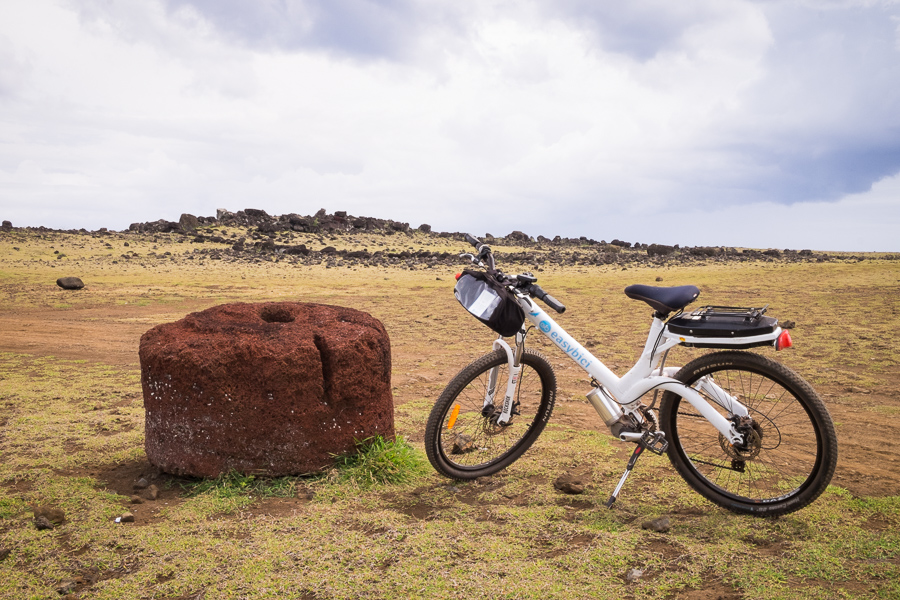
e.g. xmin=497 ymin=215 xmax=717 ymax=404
xmin=455 ymin=272 xmax=462 ymax=280
xmin=775 ymin=330 xmax=793 ymax=351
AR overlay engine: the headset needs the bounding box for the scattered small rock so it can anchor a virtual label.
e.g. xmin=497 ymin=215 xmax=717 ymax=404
xmin=625 ymin=568 xmax=645 ymax=583
xmin=130 ymin=495 xmax=145 ymax=504
xmin=33 ymin=505 xmax=65 ymax=525
xmin=1 ymin=220 xmax=11 ymax=229
xmin=641 ymin=515 xmax=671 ymax=533
xmin=849 ymin=386 xmax=871 ymax=394
xmin=143 ymin=484 xmax=159 ymax=501
xmin=119 ymin=512 xmax=135 ymax=523
xmin=554 ymin=473 xmax=586 ymax=495
xmin=452 ymin=434 xmax=475 ymax=454
xmin=655 ymin=276 xmax=663 ymax=282
xmin=34 ymin=516 xmax=54 ymax=530
xmin=781 ymin=320 xmax=796 ymax=329
xmin=134 ymin=477 xmax=150 ymax=489
xmin=56 ymin=277 xmax=84 ymax=290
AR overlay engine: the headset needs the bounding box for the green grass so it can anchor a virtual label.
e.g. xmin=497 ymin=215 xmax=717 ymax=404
xmin=329 ymin=435 xmax=429 ymax=489
xmin=180 ymin=470 xmax=303 ymax=500
xmin=1 ymin=230 xmax=899 ymax=599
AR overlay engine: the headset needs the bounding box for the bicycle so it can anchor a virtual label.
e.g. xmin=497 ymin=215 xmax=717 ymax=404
xmin=424 ymin=234 xmax=838 ymax=516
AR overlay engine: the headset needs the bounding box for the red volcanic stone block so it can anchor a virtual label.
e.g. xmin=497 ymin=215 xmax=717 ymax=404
xmin=139 ymin=302 xmax=394 ymax=477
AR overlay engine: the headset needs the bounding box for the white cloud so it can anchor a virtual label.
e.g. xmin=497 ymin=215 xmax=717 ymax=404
xmin=0 ymin=0 xmax=898 ymax=251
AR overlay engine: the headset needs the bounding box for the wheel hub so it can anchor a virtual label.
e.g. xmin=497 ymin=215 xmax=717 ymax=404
xmin=719 ymin=417 xmax=763 ymax=460
xmin=481 ymin=403 xmax=514 ymax=435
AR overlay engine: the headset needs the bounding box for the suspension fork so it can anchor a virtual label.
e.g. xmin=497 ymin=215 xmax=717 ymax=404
xmin=488 ymin=330 xmax=528 ymax=425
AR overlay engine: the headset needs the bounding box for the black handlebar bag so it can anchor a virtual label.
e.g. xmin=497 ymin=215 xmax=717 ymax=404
xmin=454 ymin=269 xmax=525 ymax=337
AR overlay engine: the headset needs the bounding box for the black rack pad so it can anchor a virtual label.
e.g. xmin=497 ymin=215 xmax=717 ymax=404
xmin=667 ymin=313 xmax=777 ymax=338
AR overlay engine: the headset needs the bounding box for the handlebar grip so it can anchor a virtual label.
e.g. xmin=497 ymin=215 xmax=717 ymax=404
xmin=542 ymin=293 xmax=566 ymax=314
xmin=464 ymin=233 xmax=482 ymax=249
xmin=529 ymin=284 xmax=566 ymax=314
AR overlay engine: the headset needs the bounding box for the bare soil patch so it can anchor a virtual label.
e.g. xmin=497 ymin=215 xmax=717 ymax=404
xmin=7 ymin=296 xmax=894 ymax=494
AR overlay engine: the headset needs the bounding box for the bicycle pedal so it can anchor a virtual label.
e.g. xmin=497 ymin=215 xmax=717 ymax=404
xmin=640 ymin=431 xmax=668 ymax=455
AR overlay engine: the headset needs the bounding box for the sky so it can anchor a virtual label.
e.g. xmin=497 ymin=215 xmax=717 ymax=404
xmin=1 ymin=0 xmax=899 ymax=251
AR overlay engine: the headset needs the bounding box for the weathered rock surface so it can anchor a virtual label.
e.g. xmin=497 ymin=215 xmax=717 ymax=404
xmin=56 ymin=277 xmax=84 ymax=290
xmin=179 ymin=213 xmax=200 ymax=231
xmin=641 ymin=515 xmax=671 ymax=533
xmin=32 ymin=505 xmax=66 ymax=525
xmin=553 ymin=472 xmax=587 ymax=495
xmin=140 ymin=302 xmax=394 ymax=477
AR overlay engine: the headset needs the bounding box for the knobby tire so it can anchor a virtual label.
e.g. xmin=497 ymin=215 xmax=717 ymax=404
xmin=659 ymin=351 xmax=837 ymax=516
xmin=425 ymin=349 xmax=556 ymax=479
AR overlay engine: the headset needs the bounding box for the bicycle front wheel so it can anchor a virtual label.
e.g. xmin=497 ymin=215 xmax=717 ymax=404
xmin=659 ymin=351 xmax=837 ymax=516
xmin=425 ymin=349 xmax=556 ymax=479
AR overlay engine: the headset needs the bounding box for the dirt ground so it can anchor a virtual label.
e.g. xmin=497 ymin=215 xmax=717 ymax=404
xmin=1 ymin=289 xmax=897 ymax=499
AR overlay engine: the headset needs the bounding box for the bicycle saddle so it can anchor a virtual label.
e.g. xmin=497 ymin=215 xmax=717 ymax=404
xmin=624 ymin=284 xmax=700 ymax=314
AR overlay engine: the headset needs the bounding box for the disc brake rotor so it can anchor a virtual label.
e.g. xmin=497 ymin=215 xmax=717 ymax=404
xmin=719 ymin=426 xmax=762 ymax=460
xmin=481 ymin=405 xmax=513 ymax=436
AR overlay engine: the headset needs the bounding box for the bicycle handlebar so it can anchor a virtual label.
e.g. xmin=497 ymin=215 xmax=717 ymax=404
xmin=462 ymin=232 xmax=565 ymax=313
xmin=464 ymin=233 xmax=495 ymax=269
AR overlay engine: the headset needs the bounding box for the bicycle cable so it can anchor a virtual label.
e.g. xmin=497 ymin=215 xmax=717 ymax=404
xmin=646 ymin=346 xmax=671 ymax=412
xmin=649 ymin=308 xmax=683 ymax=368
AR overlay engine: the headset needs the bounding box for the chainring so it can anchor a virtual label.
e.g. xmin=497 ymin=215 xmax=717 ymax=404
xmin=640 ymin=406 xmax=660 ymax=433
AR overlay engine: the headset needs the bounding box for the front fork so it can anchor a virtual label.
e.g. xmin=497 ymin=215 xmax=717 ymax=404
xmin=485 ymin=332 xmax=527 ymax=425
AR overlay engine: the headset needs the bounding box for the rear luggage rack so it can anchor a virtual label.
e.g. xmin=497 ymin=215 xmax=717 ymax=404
xmin=681 ymin=305 xmax=769 ymax=321
xmin=665 ymin=305 xmax=779 ymax=348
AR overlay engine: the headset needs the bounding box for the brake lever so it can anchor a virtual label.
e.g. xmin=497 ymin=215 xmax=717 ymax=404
xmin=459 ymin=252 xmax=485 ymax=267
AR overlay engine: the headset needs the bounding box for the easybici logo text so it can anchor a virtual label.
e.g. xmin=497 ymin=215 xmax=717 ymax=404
xmin=540 ymin=321 xmax=592 ymax=368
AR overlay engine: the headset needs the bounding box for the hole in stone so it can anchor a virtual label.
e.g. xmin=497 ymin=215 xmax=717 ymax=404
xmin=260 ymin=305 xmax=295 ymax=323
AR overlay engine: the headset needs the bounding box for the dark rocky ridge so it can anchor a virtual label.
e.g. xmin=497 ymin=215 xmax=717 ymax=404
xmin=3 ymin=208 xmax=896 ymax=268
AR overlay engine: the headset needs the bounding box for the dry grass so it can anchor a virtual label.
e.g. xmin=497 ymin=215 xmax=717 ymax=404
xmin=0 ymin=227 xmax=899 ymax=599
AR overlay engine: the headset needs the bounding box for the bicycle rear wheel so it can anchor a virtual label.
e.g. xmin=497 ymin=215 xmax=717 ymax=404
xmin=425 ymin=349 xmax=556 ymax=479
xmin=659 ymin=351 xmax=837 ymax=516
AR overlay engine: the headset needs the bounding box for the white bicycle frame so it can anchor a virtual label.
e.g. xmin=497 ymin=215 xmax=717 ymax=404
xmin=485 ymin=294 xmax=782 ymax=444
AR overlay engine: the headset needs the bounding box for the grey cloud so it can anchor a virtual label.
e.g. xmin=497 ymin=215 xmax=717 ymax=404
xmin=539 ymin=0 xmax=728 ymax=60
xmin=734 ymin=2 xmax=900 ymax=203
xmin=161 ymin=0 xmax=464 ymax=59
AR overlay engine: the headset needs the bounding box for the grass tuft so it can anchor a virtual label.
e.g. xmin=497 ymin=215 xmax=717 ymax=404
xmin=330 ymin=435 xmax=428 ymax=488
